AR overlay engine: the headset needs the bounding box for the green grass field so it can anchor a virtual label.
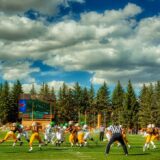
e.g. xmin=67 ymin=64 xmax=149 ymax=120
xmin=0 ymin=132 xmax=159 ymax=160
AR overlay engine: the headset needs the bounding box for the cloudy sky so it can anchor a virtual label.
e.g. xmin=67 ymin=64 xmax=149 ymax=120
xmin=0 ymin=0 xmax=159 ymax=92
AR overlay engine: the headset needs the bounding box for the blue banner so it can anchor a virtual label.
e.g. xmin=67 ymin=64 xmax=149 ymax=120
xmin=19 ymin=99 xmax=27 ymax=113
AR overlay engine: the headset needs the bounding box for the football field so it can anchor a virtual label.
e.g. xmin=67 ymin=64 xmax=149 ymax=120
xmin=0 ymin=133 xmax=159 ymax=160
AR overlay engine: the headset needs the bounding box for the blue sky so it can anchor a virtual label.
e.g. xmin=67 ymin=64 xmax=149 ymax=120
xmin=0 ymin=0 xmax=159 ymax=93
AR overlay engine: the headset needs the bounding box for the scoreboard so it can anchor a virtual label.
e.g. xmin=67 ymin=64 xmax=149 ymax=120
xmin=19 ymin=94 xmax=53 ymax=120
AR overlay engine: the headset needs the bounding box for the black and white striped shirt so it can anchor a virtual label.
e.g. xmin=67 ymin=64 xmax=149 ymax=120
xmin=108 ymin=125 xmax=122 ymax=134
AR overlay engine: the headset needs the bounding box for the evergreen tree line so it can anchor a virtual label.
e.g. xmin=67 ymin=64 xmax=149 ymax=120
xmin=0 ymin=80 xmax=23 ymax=124
xmin=0 ymin=80 xmax=160 ymax=129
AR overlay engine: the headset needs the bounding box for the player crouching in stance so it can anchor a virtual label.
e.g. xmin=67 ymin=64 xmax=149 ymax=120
xmin=29 ymin=122 xmax=43 ymax=152
xmin=105 ymin=122 xmax=128 ymax=156
xmin=0 ymin=122 xmax=18 ymax=147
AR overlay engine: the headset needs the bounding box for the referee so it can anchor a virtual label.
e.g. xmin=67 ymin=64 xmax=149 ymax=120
xmin=105 ymin=123 xmax=128 ymax=156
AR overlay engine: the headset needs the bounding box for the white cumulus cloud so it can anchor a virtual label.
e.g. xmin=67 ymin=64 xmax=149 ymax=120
xmin=0 ymin=3 xmax=159 ymax=86
xmin=0 ymin=0 xmax=85 ymax=15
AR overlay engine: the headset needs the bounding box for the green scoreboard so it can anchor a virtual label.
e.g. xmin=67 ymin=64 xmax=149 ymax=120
xmin=19 ymin=94 xmax=54 ymax=120
xmin=26 ymin=100 xmax=50 ymax=119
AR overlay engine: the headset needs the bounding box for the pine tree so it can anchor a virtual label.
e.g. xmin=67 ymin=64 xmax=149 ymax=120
xmin=50 ymin=87 xmax=56 ymax=105
xmin=44 ymin=84 xmax=50 ymax=99
xmin=9 ymin=80 xmax=23 ymax=122
xmin=139 ymin=84 xmax=149 ymax=127
xmin=123 ymin=80 xmax=138 ymax=129
xmin=88 ymin=84 xmax=96 ymax=125
xmin=30 ymin=83 xmax=36 ymax=95
xmin=66 ymin=88 xmax=76 ymax=121
xmin=81 ymin=87 xmax=90 ymax=113
xmin=149 ymin=83 xmax=158 ymax=124
xmin=0 ymin=83 xmax=3 ymax=94
xmin=111 ymin=81 xmax=125 ymax=124
xmin=39 ymin=82 xmax=45 ymax=99
xmin=0 ymin=81 xmax=10 ymax=123
xmin=51 ymin=87 xmax=56 ymax=102
xmin=57 ymin=87 xmax=62 ymax=122
xmin=139 ymin=83 xmax=159 ymax=128
xmin=96 ymin=82 xmax=110 ymax=111
xmin=89 ymin=84 xmax=95 ymax=111
xmin=73 ymin=82 xmax=83 ymax=121
xmin=50 ymin=87 xmax=57 ymax=120
xmin=57 ymin=83 xmax=69 ymax=121
xmin=0 ymin=83 xmax=2 ymax=124
xmin=57 ymin=83 xmax=77 ymax=122
xmin=16 ymin=80 xmax=23 ymax=94
xmin=155 ymin=81 xmax=160 ymax=126
xmin=96 ymin=82 xmax=110 ymax=125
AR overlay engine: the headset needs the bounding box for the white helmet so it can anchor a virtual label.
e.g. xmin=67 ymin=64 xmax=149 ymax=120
xmin=107 ymin=127 xmax=111 ymax=131
xmin=68 ymin=121 xmax=74 ymax=126
xmin=20 ymin=124 xmax=24 ymax=129
xmin=32 ymin=122 xmax=37 ymax=126
xmin=151 ymin=124 xmax=155 ymax=128
xmin=83 ymin=124 xmax=88 ymax=129
xmin=75 ymin=123 xmax=79 ymax=127
xmin=63 ymin=126 xmax=67 ymax=130
xmin=147 ymin=124 xmax=152 ymax=128
xmin=12 ymin=123 xmax=17 ymax=127
xmin=46 ymin=124 xmax=50 ymax=128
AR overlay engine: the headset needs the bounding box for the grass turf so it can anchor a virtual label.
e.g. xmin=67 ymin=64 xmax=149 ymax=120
xmin=0 ymin=132 xmax=159 ymax=160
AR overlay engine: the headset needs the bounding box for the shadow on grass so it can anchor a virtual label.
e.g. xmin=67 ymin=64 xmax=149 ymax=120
xmin=109 ymin=153 xmax=150 ymax=156
xmin=128 ymin=153 xmax=150 ymax=156
xmin=52 ymin=147 xmax=71 ymax=151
